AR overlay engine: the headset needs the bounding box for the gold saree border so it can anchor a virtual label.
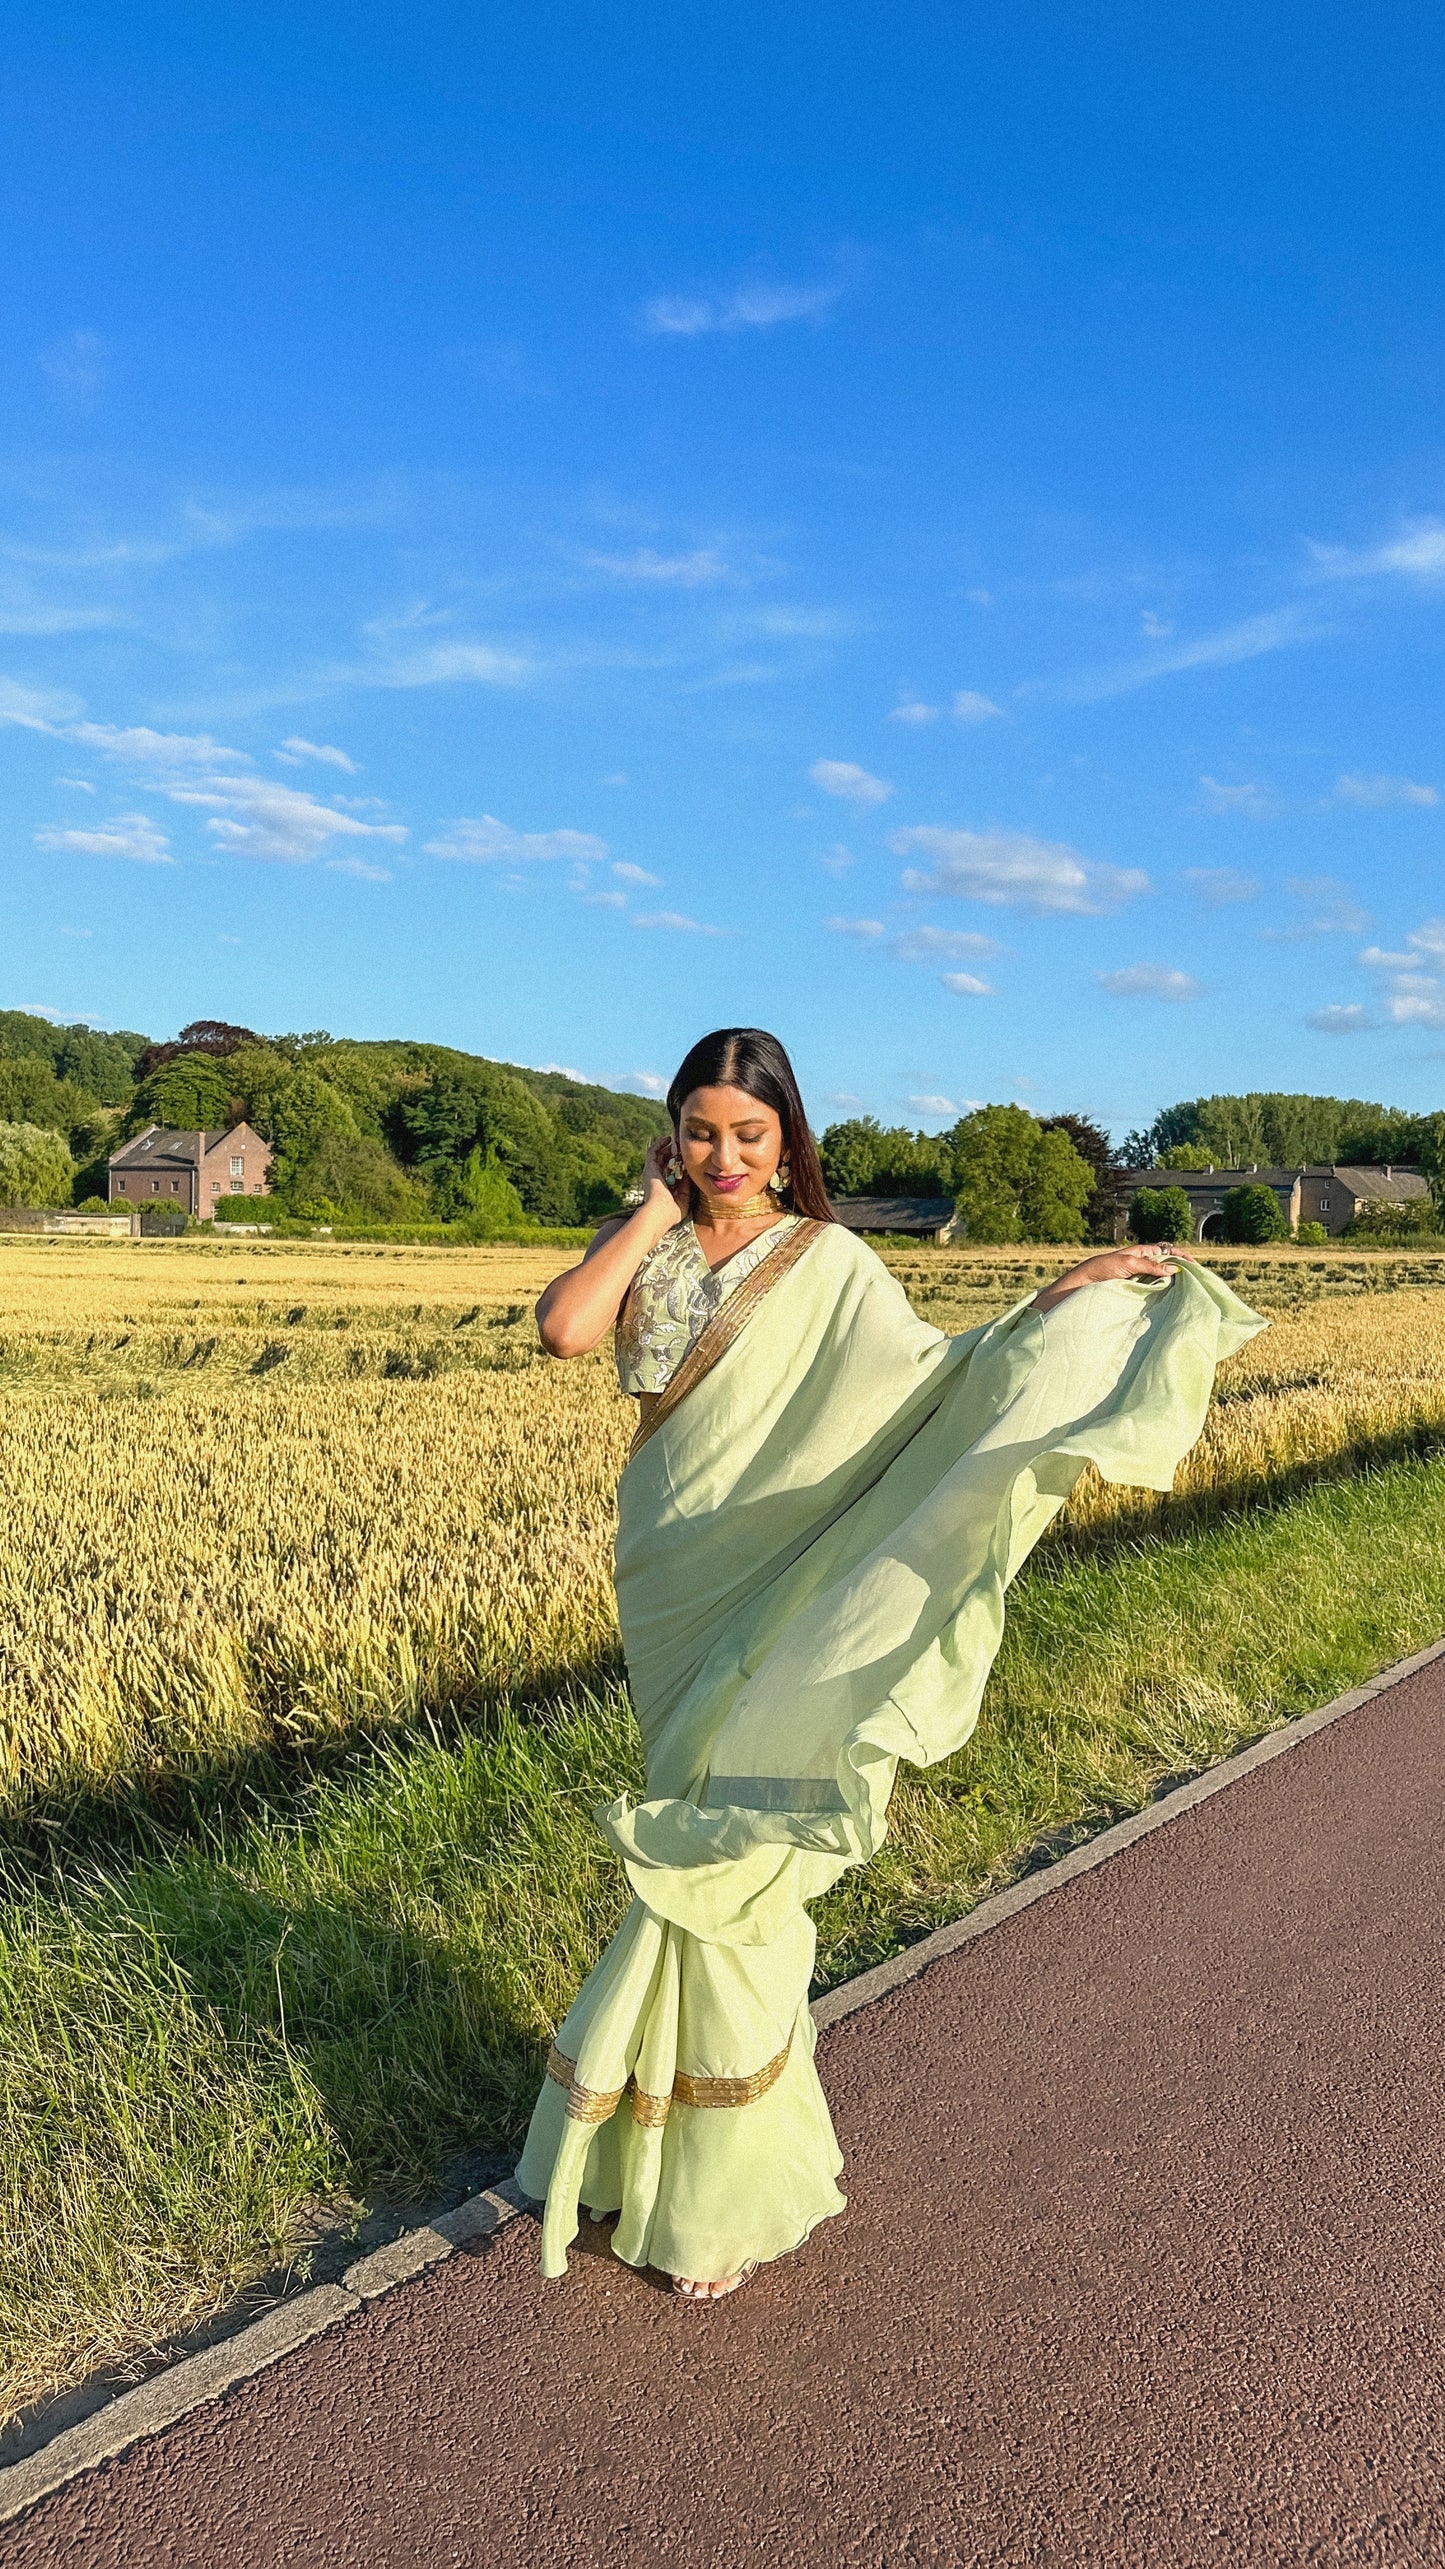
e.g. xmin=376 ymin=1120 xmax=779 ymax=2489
xmin=546 ymin=2029 xmax=794 ymax=2129
xmin=627 ymin=1217 xmax=826 ymax=1462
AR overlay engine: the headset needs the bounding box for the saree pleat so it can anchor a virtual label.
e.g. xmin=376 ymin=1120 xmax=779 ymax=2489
xmin=517 ymin=1231 xmax=1265 ymax=2278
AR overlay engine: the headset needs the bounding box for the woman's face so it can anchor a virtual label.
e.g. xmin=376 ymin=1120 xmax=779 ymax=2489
xmin=676 ymin=1085 xmax=784 ymax=1208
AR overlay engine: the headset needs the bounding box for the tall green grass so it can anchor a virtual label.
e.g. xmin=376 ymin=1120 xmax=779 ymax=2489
xmin=7 ymin=1447 xmax=1445 ymax=2419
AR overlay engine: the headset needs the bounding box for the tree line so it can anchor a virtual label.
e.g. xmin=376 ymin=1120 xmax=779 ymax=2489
xmin=0 ymin=1010 xmax=1438 ymax=1244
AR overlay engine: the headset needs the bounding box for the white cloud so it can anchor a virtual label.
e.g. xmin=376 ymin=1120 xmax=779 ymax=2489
xmin=354 ymin=639 xmax=533 ymax=689
xmin=276 ymin=736 xmax=358 ymax=773
xmin=1185 ymin=867 xmax=1260 ymax=904
xmin=1334 ymin=771 xmax=1438 ymax=808
xmin=825 ymin=915 xmax=887 ymax=940
xmin=1308 ymin=1004 xmax=1377 ymax=1033
xmin=1140 ymin=611 xmax=1175 ymax=638
xmin=892 ymin=825 xmax=1148 ymax=915
xmin=626 ymin=1072 xmax=668 ymax=1096
xmin=424 ymin=814 xmax=608 ymax=867
xmin=56 ymin=775 xmax=97 ymax=794
xmin=1097 ymin=963 xmax=1202 ymax=1002
xmin=891 ymin=925 xmax=1000 ymax=963
xmin=1046 ymin=605 xmax=1318 ymax=704
xmin=632 ymin=910 xmax=725 ymax=934
xmin=584 ymin=547 xmax=730 ymax=586
xmin=326 ymin=855 xmax=393 ymax=882
xmin=0 ymin=678 xmax=84 ymax=728
xmin=940 ymin=971 xmax=994 ymax=996
xmin=965 ymin=587 xmax=992 ymax=607
xmin=1358 ymin=918 xmax=1445 ymax=1025
xmin=16 ymin=1002 xmax=108 ymax=1023
xmin=1199 ymin=775 xmax=1280 ymax=819
xmin=909 ymin=1095 xmax=959 ymax=1114
xmin=810 ymin=758 xmax=893 ymax=806
xmin=889 ymin=700 xmax=939 ymax=725
xmin=600 ymin=771 xmax=629 ymax=787
xmin=70 ymin=722 xmax=249 ymax=768
xmin=951 ymin=690 xmax=1001 ymax=724
xmin=1309 ymin=519 xmax=1445 ymax=582
xmin=643 ymin=281 xmax=840 ymax=337
xmin=612 ymin=861 xmax=661 ymax=886
xmin=819 ymin=843 xmax=853 ymax=877
xmin=171 ymin=775 xmax=406 ymax=865
xmin=36 ymin=811 xmax=172 ymax=864
xmin=583 ymin=889 xmax=627 ymax=909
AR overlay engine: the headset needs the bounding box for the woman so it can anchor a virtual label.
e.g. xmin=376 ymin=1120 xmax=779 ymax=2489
xmin=519 ymin=1028 xmax=1263 ymax=2300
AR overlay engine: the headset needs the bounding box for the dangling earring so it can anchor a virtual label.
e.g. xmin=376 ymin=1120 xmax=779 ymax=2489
xmin=769 ymin=1156 xmax=790 ymax=1196
xmin=665 ymin=1152 xmax=684 ymax=1185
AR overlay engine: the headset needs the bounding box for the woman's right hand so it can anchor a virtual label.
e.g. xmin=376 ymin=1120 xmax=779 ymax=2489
xmin=640 ymin=1134 xmax=687 ymax=1232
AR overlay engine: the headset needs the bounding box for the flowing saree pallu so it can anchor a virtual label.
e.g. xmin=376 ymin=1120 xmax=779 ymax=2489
xmin=518 ymin=1231 xmax=1266 ymax=2280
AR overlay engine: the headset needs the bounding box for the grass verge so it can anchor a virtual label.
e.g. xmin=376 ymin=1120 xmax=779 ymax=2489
xmin=7 ymin=1448 xmax=1445 ymax=2421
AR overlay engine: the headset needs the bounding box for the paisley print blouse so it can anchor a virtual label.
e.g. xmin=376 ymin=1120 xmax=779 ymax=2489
xmin=615 ymin=1215 xmax=800 ymax=1398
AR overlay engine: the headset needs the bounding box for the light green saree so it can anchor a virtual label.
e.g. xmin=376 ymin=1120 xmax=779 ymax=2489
xmin=517 ymin=1223 xmax=1265 ymax=2280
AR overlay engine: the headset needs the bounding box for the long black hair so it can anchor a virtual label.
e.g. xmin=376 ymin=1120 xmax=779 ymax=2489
xmin=666 ymin=1028 xmax=834 ymax=1222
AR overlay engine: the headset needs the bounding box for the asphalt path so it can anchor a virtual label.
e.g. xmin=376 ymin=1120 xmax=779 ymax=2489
xmin=8 ymin=1656 xmax=1445 ymax=2568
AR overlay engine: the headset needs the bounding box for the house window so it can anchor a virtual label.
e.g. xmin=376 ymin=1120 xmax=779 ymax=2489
xmin=151 ymin=1179 xmax=161 ymax=1193
xmin=230 ymin=1155 xmax=245 ymax=1178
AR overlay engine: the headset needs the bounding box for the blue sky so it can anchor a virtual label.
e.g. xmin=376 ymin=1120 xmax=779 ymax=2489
xmin=5 ymin=1 xmax=1445 ymax=1141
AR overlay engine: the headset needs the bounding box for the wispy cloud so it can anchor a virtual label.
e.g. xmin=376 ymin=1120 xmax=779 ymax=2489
xmin=326 ymin=854 xmax=394 ymax=882
xmin=424 ymin=814 xmax=608 ymax=866
xmin=1042 ymin=605 xmax=1319 ymax=705
xmin=624 ymin=1072 xmax=668 ymax=1096
xmin=0 ymin=677 xmax=84 ymax=729
xmin=810 ymin=757 xmax=892 ymax=806
xmin=1309 ymin=519 xmax=1445 ymax=583
xmin=41 ymin=329 xmax=106 ymax=411
xmin=939 ymin=971 xmax=993 ymax=996
xmin=1308 ymin=1003 xmax=1376 ymax=1034
xmin=69 ymin=722 xmax=249 ymax=767
xmin=583 ymin=888 xmax=627 ymax=909
xmin=1198 ymin=775 xmax=1281 ymax=819
xmin=36 ymin=811 xmax=172 ymax=864
xmin=642 ymin=281 xmax=841 ymax=338
xmin=1185 ymin=867 xmax=1260 ymax=905
xmin=824 ymin=916 xmax=886 ymax=940
xmin=276 ymin=736 xmax=358 ymax=773
xmin=612 ymin=861 xmax=661 ymax=887
xmin=1097 ymin=962 xmax=1201 ymax=1002
xmin=632 ymin=910 xmax=726 ymax=935
xmin=353 ymin=638 xmax=534 ymax=689
xmin=1334 ymin=770 xmax=1439 ymax=808
xmin=169 ymin=774 xmax=406 ymax=866
xmin=892 ymin=825 xmax=1148 ymax=916
xmin=891 ymin=925 xmax=1001 ymax=963
xmin=951 ymin=689 xmax=1001 ymax=724
xmin=1262 ymin=876 xmax=1369 ymax=941
xmin=889 ymin=699 xmax=938 ymax=725
xmin=584 ymin=547 xmax=732 ymax=586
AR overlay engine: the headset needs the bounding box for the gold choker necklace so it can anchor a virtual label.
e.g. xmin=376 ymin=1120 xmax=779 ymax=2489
xmin=696 ymin=1192 xmax=777 ymax=1223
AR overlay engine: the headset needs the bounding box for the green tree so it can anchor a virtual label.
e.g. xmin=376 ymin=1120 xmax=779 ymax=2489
xmin=1128 ymin=1186 xmax=1193 ymax=1243
xmin=135 ymin=1054 xmax=234 ymax=1131
xmin=1342 ymin=1199 xmax=1443 ymax=1244
xmin=284 ymin=1133 xmax=430 ymax=1222
xmin=944 ymin=1105 xmax=1092 ymax=1243
xmin=0 ymin=1120 xmax=75 ymax=1208
xmin=1220 ymin=1183 xmax=1288 ymax=1243
xmin=452 ymin=1146 xmax=530 ymax=1237
xmin=819 ymin=1117 xmax=949 ymax=1198
xmin=1037 ymin=1111 xmax=1114 ymax=1240
xmin=0 ymin=1053 xmax=101 ymax=1144
xmin=389 ymin=1062 xmax=572 ymax=1220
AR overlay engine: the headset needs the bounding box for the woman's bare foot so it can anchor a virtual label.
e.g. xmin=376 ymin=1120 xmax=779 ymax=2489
xmin=674 ymin=2262 xmax=757 ymax=2302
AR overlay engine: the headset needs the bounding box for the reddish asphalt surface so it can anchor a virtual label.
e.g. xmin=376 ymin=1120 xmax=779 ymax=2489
xmin=8 ymin=1659 xmax=1445 ymax=2568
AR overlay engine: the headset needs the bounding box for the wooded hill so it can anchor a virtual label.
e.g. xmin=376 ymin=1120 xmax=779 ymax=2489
xmin=0 ymin=1012 xmax=667 ymax=1225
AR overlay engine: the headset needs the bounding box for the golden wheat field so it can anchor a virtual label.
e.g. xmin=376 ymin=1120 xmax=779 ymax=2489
xmin=3 ymin=1233 xmax=1445 ymax=1813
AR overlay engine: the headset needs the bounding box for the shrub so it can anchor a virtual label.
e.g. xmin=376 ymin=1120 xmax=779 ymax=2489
xmin=1342 ymin=1199 xmax=1444 ymax=1246
xmin=1221 ymin=1184 xmax=1289 ymax=1244
xmin=1128 ymin=1185 xmax=1193 ymax=1243
xmin=0 ymin=1121 xmax=75 ymax=1209
xmin=1295 ymin=1221 xmax=1329 ymax=1247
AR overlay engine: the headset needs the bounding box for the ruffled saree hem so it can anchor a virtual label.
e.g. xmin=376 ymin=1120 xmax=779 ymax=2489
xmin=523 ymin=1235 xmax=1266 ymax=2278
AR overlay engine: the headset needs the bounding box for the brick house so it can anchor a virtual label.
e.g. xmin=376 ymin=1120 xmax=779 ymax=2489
xmin=108 ymin=1123 xmax=273 ymax=1220
xmin=1113 ymin=1162 xmax=1431 ymax=1241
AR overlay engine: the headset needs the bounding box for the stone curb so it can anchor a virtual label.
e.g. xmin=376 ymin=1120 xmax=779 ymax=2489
xmin=0 ymin=2184 xmax=526 ymax=2526
xmin=7 ymin=1634 xmax=1445 ymax=2526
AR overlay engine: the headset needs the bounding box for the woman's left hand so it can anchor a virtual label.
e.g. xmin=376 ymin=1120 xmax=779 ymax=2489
xmin=1032 ymin=1240 xmax=1195 ymax=1311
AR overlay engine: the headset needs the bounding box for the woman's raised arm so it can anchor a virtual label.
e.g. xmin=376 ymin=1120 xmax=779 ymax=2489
xmin=535 ymin=1138 xmax=686 ymax=1358
xmin=1030 ymin=1239 xmax=1197 ymax=1313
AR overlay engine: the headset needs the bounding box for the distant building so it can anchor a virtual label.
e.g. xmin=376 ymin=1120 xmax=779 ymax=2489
xmin=108 ymin=1123 xmax=273 ymax=1221
xmin=1113 ymin=1162 xmax=1431 ymax=1242
xmin=832 ymin=1196 xmax=962 ymax=1243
